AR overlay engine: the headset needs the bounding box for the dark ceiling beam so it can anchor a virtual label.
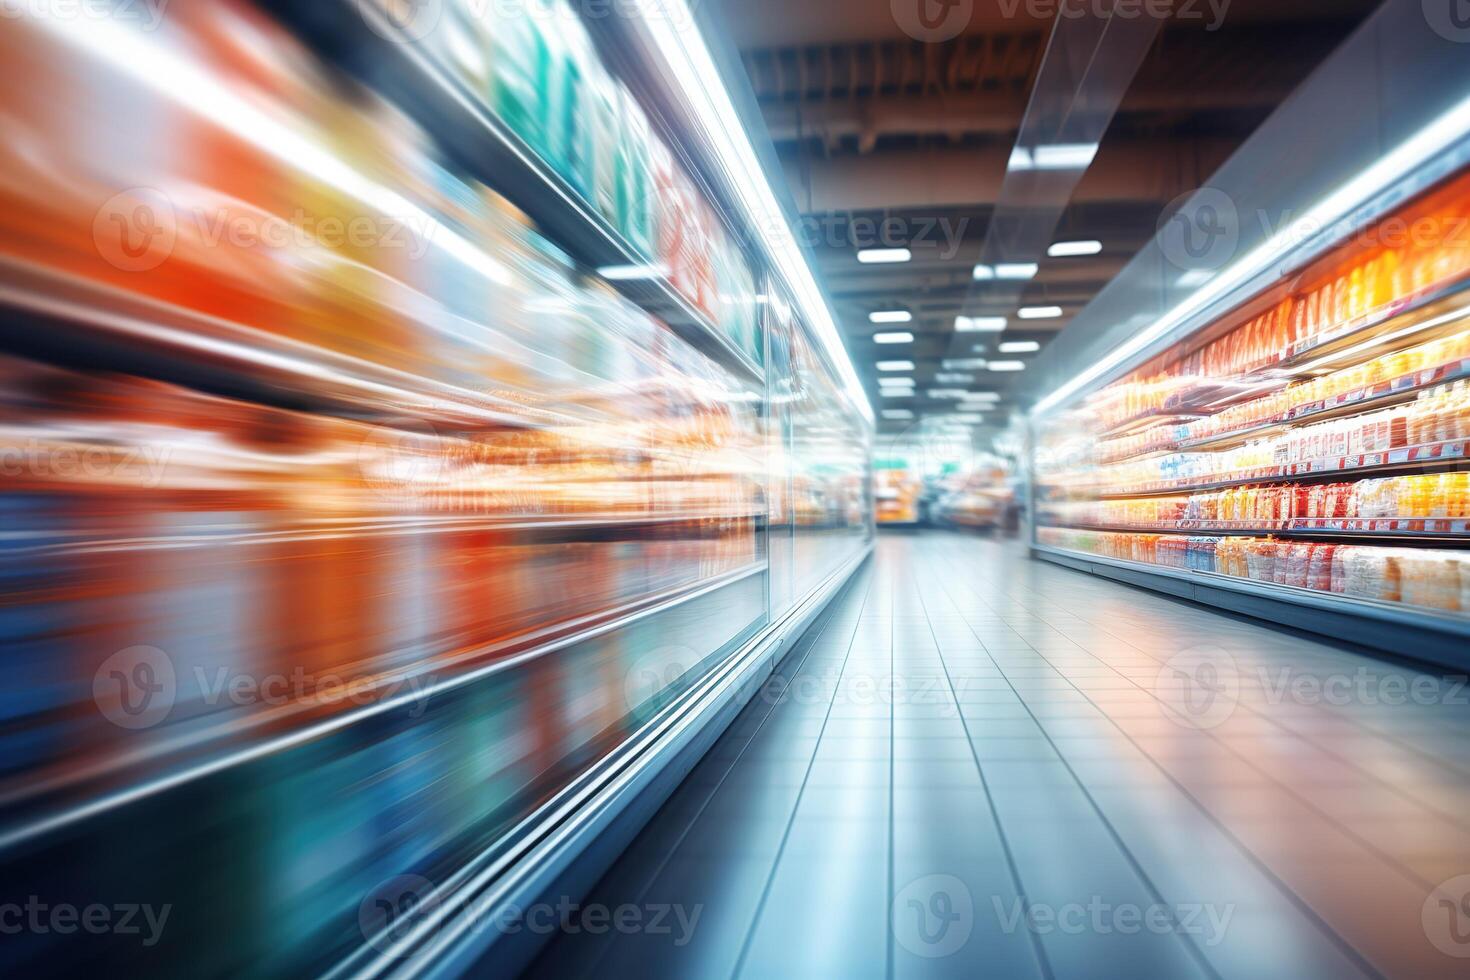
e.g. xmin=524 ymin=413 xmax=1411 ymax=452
xmin=781 ymin=138 xmax=1237 ymax=213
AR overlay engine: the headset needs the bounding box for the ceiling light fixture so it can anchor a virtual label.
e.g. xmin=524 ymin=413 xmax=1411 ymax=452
xmin=878 ymin=376 xmax=915 ymax=387
xmin=857 ymin=248 xmax=912 ymax=264
xmin=1018 ymin=306 xmax=1063 ymax=320
xmin=1048 ymin=240 xmax=1103 ymax=257
xmin=873 ymin=331 xmax=915 ymax=344
xmin=956 ymin=316 xmax=1007 ymax=332
xmin=1010 ymin=143 xmax=1100 ymax=171
xmin=935 ymin=373 xmax=975 ymax=384
xmin=869 ymin=310 xmax=913 ymax=324
xmin=877 ymin=360 xmax=916 ymax=372
xmin=943 ymin=359 xmax=988 ymax=370
xmin=988 ymin=361 xmax=1027 ymax=372
xmin=999 ymin=341 xmax=1042 ymax=353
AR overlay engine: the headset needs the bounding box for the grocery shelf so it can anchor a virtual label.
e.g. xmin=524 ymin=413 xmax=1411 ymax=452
xmin=261 ymin=0 xmax=764 ymax=384
xmin=1104 ymin=275 xmax=1470 ymax=431
xmin=0 ymin=260 xmax=574 ymax=431
xmin=1176 ymin=358 xmax=1470 ymax=451
xmin=1085 ymin=437 xmax=1468 ymax=498
xmin=1042 ymin=520 xmax=1470 ymax=542
xmin=4 ymin=512 xmax=769 ymax=558
xmin=1032 ymin=543 xmax=1470 ymax=667
xmin=0 ymin=558 xmax=771 ymax=852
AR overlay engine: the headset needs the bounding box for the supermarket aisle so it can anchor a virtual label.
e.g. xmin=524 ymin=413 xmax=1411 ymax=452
xmin=523 ymin=531 xmax=1470 ymax=980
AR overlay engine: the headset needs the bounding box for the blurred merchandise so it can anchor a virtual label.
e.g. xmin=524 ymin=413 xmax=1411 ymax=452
xmin=1035 ymin=161 xmax=1470 ymax=625
xmin=0 ymin=2 xmax=871 ymax=976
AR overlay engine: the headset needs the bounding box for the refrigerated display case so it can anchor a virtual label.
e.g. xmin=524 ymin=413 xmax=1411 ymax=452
xmin=1032 ymin=163 xmax=1470 ymax=656
xmin=0 ymin=3 xmax=872 ymax=977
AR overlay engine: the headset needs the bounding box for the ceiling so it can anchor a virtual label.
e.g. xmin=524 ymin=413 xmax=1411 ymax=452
xmin=712 ymin=0 xmax=1383 ymax=437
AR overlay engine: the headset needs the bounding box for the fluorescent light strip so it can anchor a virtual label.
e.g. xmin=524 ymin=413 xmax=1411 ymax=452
xmin=873 ymin=331 xmax=915 ymax=344
xmin=1034 ymin=91 xmax=1470 ymax=416
xmin=996 ymin=263 xmax=1039 ymax=280
xmin=628 ymin=2 xmax=873 ymax=420
xmin=1011 ymin=144 xmax=1100 ymax=171
xmin=870 ymin=310 xmax=913 ymax=324
xmin=999 ymin=341 xmax=1041 ymax=353
xmin=1048 ymin=240 xmax=1102 ymax=257
xmin=878 ymin=376 xmax=915 ymax=387
xmin=943 ymin=359 xmax=989 ymax=370
xmin=956 ymin=316 xmax=1007 ymax=332
xmin=598 ymin=263 xmax=671 ymax=281
xmin=877 ymin=360 xmax=916 ymax=372
xmin=858 ymin=248 xmax=912 ymax=264
xmin=988 ymin=361 xmax=1027 ymax=372
xmin=1018 ymin=306 xmax=1063 ymax=320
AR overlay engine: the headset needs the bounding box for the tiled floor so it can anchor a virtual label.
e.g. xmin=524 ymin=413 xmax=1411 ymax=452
xmin=524 ymin=532 xmax=1470 ymax=979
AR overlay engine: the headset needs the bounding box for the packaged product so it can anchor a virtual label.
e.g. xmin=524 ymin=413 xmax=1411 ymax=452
xmin=1282 ymin=543 xmax=1313 ymax=588
xmin=1399 ymin=552 xmax=1463 ymax=612
xmin=1307 ymin=545 xmax=1337 ymax=591
xmin=546 ymin=3 xmax=599 ymax=197
xmin=488 ymin=0 xmax=555 ymax=164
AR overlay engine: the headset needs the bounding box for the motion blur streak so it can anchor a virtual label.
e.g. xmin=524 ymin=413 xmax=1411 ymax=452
xmin=0 ymin=2 xmax=873 ymax=975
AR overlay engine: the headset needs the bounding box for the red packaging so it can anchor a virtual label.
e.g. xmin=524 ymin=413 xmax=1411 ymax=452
xmin=1308 ymin=545 xmax=1337 ymax=591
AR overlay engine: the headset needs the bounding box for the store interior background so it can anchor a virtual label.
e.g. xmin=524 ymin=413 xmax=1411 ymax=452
xmin=3 ymin=0 xmax=1470 ymax=977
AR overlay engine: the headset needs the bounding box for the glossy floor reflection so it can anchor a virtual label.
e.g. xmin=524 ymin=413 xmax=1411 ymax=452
xmin=524 ymin=531 xmax=1470 ymax=980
